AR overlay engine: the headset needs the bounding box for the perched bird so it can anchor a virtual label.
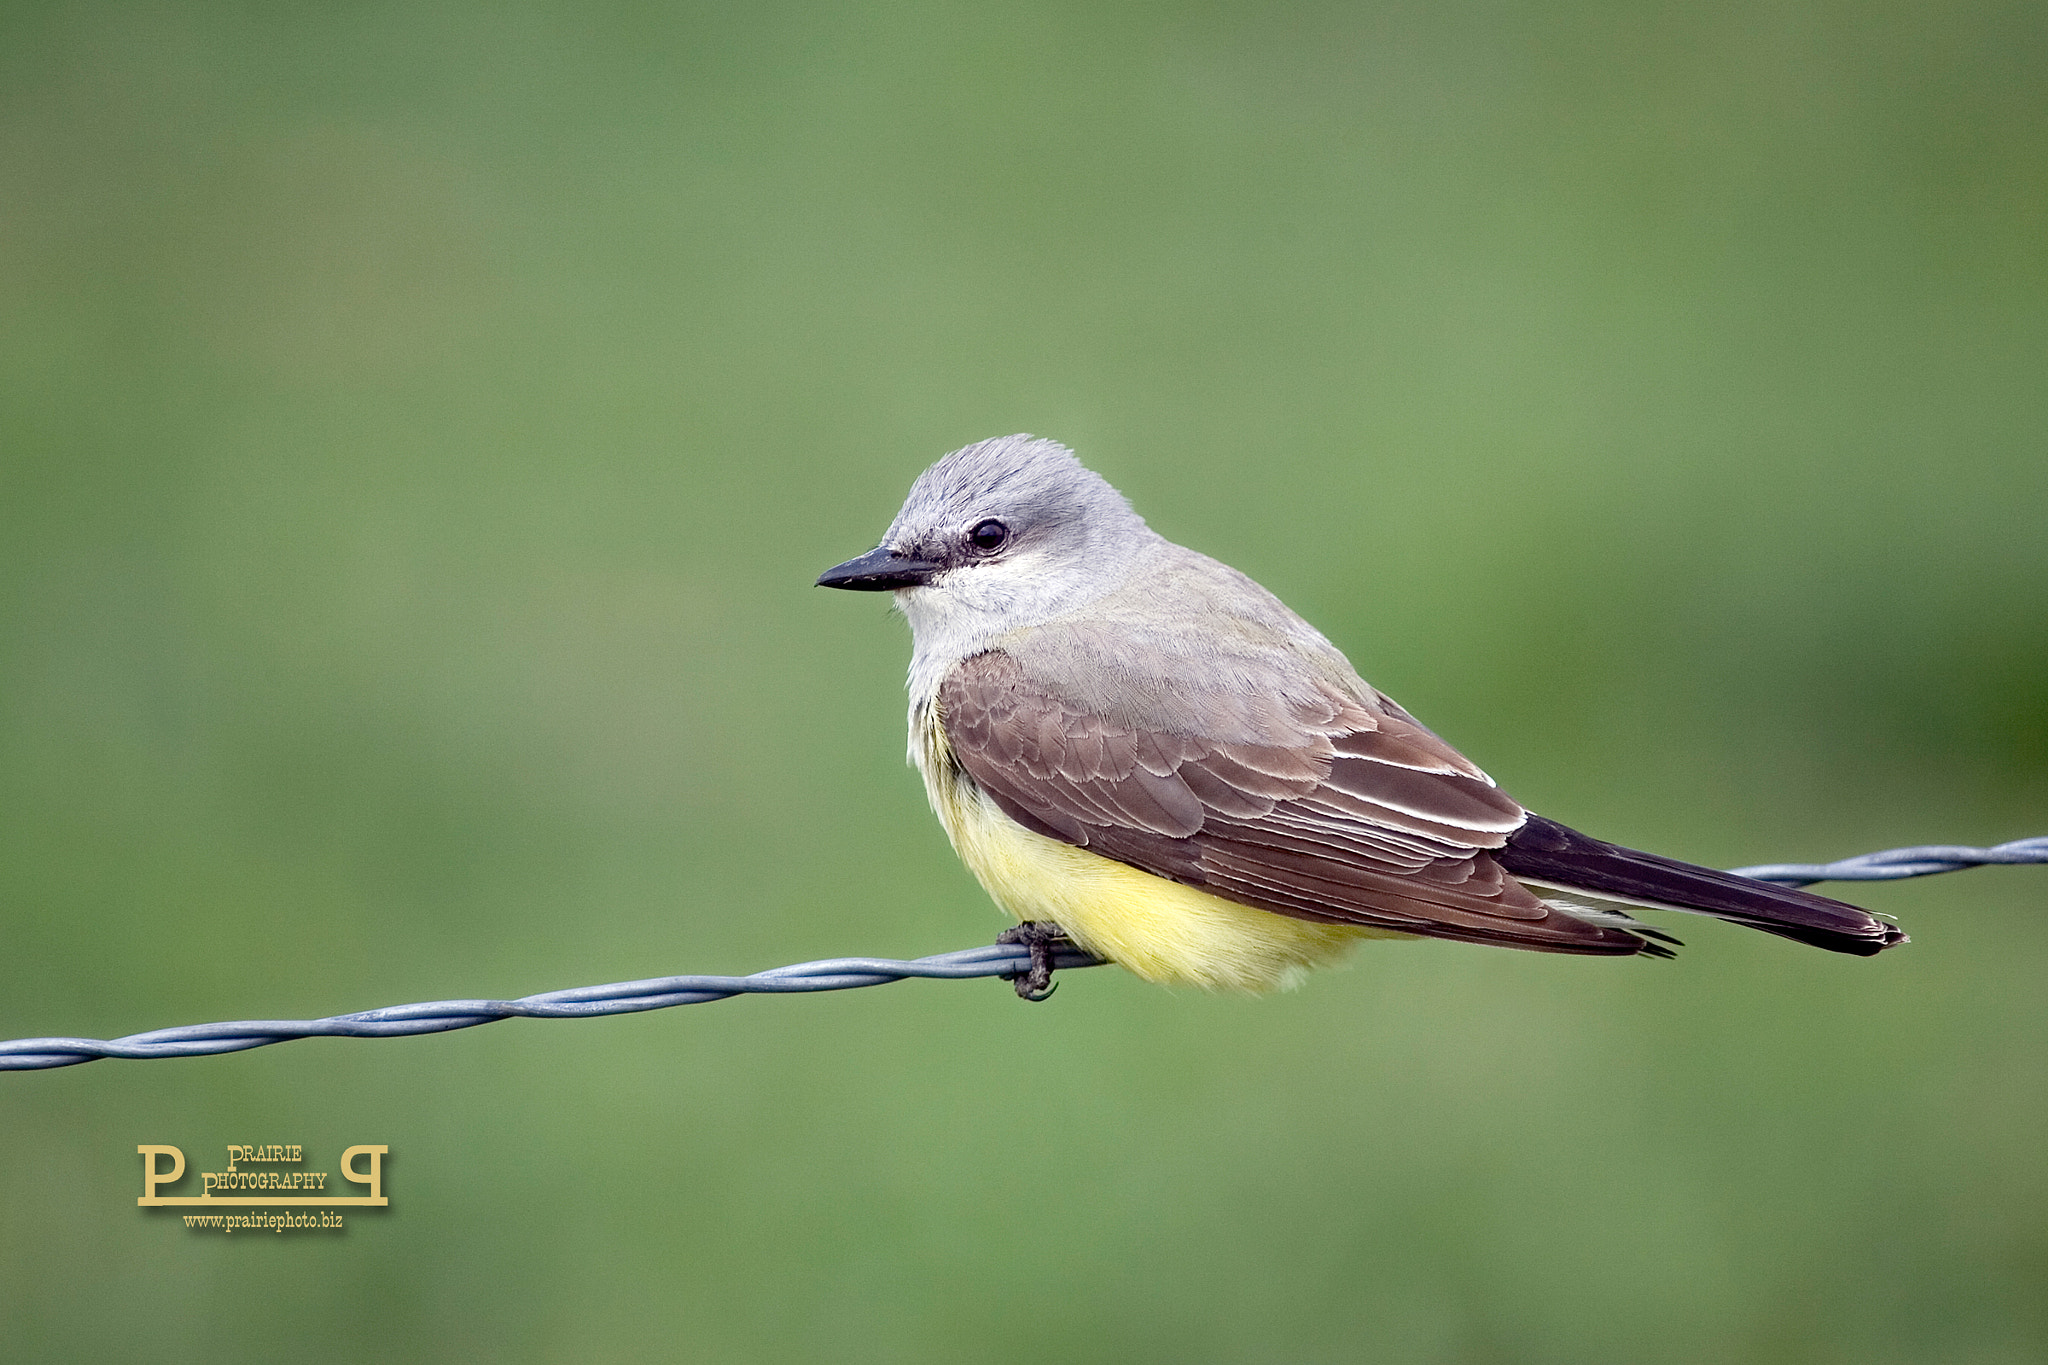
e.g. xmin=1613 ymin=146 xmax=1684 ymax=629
xmin=818 ymin=435 xmax=1905 ymax=998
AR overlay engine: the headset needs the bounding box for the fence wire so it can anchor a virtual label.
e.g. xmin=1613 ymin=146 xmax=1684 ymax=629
xmin=6 ymin=837 xmax=2043 ymax=1071
xmin=1728 ymin=836 xmax=2048 ymax=886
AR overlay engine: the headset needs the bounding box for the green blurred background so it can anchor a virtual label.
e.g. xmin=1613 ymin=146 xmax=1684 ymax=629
xmin=2 ymin=2 xmax=2044 ymax=1360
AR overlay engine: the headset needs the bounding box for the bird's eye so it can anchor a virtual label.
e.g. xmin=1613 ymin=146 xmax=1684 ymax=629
xmin=968 ymin=519 xmax=1009 ymax=553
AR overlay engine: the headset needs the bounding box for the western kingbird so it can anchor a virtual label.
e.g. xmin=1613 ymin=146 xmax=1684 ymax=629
xmin=819 ymin=435 xmax=1905 ymax=997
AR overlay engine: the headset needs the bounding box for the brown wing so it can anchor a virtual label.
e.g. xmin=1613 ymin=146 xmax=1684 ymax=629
xmin=938 ymin=650 xmax=1653 ymax=956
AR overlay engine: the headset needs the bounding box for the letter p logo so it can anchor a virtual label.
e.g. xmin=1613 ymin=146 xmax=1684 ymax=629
xmin=340 ymin=1145 xmax=388 ymax=1204
xmin=137 ymin=1146 xmax=185 ymax=1204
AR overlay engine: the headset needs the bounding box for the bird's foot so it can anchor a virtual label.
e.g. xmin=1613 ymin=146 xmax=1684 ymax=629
xmin=996 ymin=921 xmax=1073 ymax=1002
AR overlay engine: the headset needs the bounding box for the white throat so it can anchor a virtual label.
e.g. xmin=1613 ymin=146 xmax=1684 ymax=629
xmin=896 ymin=534 xmax=1167 ymax=706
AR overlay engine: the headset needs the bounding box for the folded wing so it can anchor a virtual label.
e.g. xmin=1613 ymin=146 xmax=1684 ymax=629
xmin=938 ymin=649 xmax=1657 ymax=956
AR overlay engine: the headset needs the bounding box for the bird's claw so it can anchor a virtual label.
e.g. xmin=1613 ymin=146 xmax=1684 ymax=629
xmin=997 ymin=921 xmax=1072 ymax=1002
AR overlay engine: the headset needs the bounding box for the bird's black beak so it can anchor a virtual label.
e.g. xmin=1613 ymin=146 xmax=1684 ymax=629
xmin=815 ymin=546 xmax=942 ymax=591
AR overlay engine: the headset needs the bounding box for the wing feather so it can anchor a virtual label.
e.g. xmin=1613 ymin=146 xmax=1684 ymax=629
xmin=938 ymin=650 xmax=1649 ymax=956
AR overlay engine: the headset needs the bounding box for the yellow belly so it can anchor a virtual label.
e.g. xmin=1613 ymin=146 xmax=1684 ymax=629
xmin=915 ymin=706 xmax=1399 ymax=993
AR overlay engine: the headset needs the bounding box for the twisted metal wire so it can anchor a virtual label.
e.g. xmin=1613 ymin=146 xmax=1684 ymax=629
xmin=1729 ymin=835 xmax=2048 ymax=886
xmin=0 ymin=944 xmax=1105 ymax=1071
xmin=6 ymin=837 xmax=2042 ymax=1072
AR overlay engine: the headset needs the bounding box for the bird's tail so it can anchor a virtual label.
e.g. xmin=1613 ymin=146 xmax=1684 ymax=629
xmin=1498 ymin=815 xmax=1907 ymax=956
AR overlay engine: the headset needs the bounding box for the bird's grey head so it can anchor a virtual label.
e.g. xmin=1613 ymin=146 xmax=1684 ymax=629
xmin=817 ymin=435 xmax=1161 ymax=649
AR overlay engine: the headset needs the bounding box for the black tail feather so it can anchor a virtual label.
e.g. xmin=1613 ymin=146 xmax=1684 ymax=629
xmin=1499 ymin=815 xmax=1908 ymax=957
